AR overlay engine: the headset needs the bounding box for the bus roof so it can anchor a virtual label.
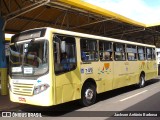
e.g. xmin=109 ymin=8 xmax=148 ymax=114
xmin=14 ymin=27 xmax=155 ymax=48
xmin=48 ymin=27 xmax=155 ymax=48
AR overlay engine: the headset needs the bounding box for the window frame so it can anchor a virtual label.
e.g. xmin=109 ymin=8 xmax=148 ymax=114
xmin=114 ymin=43 xmax=126 ymax=61
xmin=138 ymin=46 xmax=146 ymax=61
xmin=126 ymin=44 xmax=137 ymax=61
xmin=152 ymin=48 xmax=156 ymax=60
xmin=146 ymin=47 xmax=152 ymax=60
xmin=99 ymin=40 xmax=113 ymax=61
xmin=53 ymin=34 xmax=77 ymax=75
xmin=80 ymin=38 xmax=99 ymax=62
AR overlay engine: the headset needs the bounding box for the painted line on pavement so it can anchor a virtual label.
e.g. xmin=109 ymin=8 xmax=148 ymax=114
xmin=120 ymin=90 xmax=148 ymax=102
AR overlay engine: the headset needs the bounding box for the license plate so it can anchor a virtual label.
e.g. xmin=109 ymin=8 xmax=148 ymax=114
xmin=18 ymin=97 xmax=26 ymax=102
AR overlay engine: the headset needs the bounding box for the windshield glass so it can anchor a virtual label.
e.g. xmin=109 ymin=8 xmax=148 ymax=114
xmin=9 ymin=39 xmax=48 ymax=77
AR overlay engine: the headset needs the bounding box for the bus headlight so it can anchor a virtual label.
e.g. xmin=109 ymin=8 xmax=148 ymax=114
xmin=33 ymin=84 xmax=49 ymax=95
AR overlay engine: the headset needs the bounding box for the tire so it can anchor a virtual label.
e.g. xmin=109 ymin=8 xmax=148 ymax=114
xmin=80 ymin=83 xmax=97 ymax=107
xmin=138 ymin=74 xmax=145 ymax=88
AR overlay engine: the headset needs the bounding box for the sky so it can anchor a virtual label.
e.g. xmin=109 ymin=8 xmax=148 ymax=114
xmin=84 ymin=0 xmax=160 ymax=25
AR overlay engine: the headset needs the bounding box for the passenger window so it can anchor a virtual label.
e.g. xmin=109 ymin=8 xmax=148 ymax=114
xmin=80 ymin=39 xmax=98 ymax=61
xmin=138 ymin=46 xmax=145 ymax=60
xmin=152 ymin=48 xmax=156 ymax=60
xmin=126 ymin=45 xmax=137 ymax=61
xmin=114 ymin=43 xmax=126 ymax=61
xmin=99 ymin=41 xmax=112 ymax=61
xmin=147 ymin=48 xmax=152 ymax=60
xmin=53 ymin=35 xmax=76 ymax=74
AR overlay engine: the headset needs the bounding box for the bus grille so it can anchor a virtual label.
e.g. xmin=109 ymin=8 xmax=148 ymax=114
xmin=12 ymin=83 xmax=34 ymax=96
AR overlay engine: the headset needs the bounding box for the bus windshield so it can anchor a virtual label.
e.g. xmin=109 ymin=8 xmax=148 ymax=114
xmin=9 ymin=39 xmax=48 ymax=77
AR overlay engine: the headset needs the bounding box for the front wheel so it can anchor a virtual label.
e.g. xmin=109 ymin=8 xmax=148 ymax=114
xmin=138 ymin=75 xmax=145 ymax=88
xmin=80 ymin=83 xmax=96 ymax=107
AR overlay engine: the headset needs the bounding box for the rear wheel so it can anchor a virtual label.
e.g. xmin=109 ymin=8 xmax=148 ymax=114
xmin=138 ymin=74 xmax=145 ymax=88
xmin=80 ymin=83 xmax=96 ymax=107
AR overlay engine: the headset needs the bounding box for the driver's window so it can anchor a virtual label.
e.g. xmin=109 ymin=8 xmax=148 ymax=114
xmin=53 ymin=35 xmax=76 ymax=75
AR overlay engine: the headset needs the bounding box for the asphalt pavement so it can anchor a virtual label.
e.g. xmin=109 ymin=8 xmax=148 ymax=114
xmin=0 ymin=91 xmax=20 ymax=111
xmin=1 ymin=78 xmax=160 ymax=120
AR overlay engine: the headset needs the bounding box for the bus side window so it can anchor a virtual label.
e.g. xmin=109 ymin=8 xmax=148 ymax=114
xmin=147 ymin=47 xmax=152 ymax=60
xmin=99 ymin=41 xmax=112 ymax=61
xmin=152 ymin=48 xmax=156 ymax=60
xmin=114 ymin=43 xmax=126 ymax=61
xmin=126 ymin=45 xmax=137 ymax=61
xmin=80 ymin=39 xmax=98 ymax=61
xmin=138 ymin=46 xmax=145 ymax=60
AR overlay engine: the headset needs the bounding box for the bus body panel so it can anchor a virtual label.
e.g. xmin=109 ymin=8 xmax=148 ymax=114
xmin=54 ymin=68 xmax=81 ymax=104
xmin=113 ymin=61 xmax=128 ymax=89
xmin=145 ymin=60 xmax=157 ymax=81
xmin=97 ymin=61 xmax=113 ymax=92
xmin=9 ymin=74 xmax=54 ymax=106
xmin=127 ymin=61 xmax=139 ymax=85
xmin=9 ymin=27 xmax=158 ymax=106
xmin=53 ymin=37 xmax=81 ymax=105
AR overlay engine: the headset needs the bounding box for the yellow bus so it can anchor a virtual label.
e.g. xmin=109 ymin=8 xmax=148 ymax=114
xmin=9 ymin=27 xmax=158 ymax=106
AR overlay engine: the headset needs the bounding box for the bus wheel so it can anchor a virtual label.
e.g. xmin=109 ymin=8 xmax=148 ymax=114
xmin=81 ymin=83 xmax=96 ymax=107
xmin=138 ymin=74 xmax=145 ymax=88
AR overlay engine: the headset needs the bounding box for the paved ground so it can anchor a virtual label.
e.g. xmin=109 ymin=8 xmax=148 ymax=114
xmin=1 ymin=78 xmax=160 ymax=120
xmin=0 ymin=91 xmax=20 ymax=111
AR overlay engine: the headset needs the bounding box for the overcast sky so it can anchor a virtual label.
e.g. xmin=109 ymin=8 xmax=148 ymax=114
xmin=84 ymin=0 xmax=160 ymax=24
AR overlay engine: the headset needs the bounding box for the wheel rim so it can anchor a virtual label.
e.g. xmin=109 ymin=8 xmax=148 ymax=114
xmin=85 ymin=88 xmax=94 ymax=100
xmin=141 ymin=76 xmax=145 ymax=86
xmin=140 ymin=76 xmax=145 ymax=87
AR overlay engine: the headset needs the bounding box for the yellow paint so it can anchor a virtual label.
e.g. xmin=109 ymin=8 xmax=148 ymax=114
xmin=9 ymin=27 xmax=158 ymax=106
xmin=58 ymin=0 xmax=146 ymax=27
xmin=58 ymin=0 xmax=160 ymax=27
xmin=0 ymin=68 xmax=8 ymax=95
